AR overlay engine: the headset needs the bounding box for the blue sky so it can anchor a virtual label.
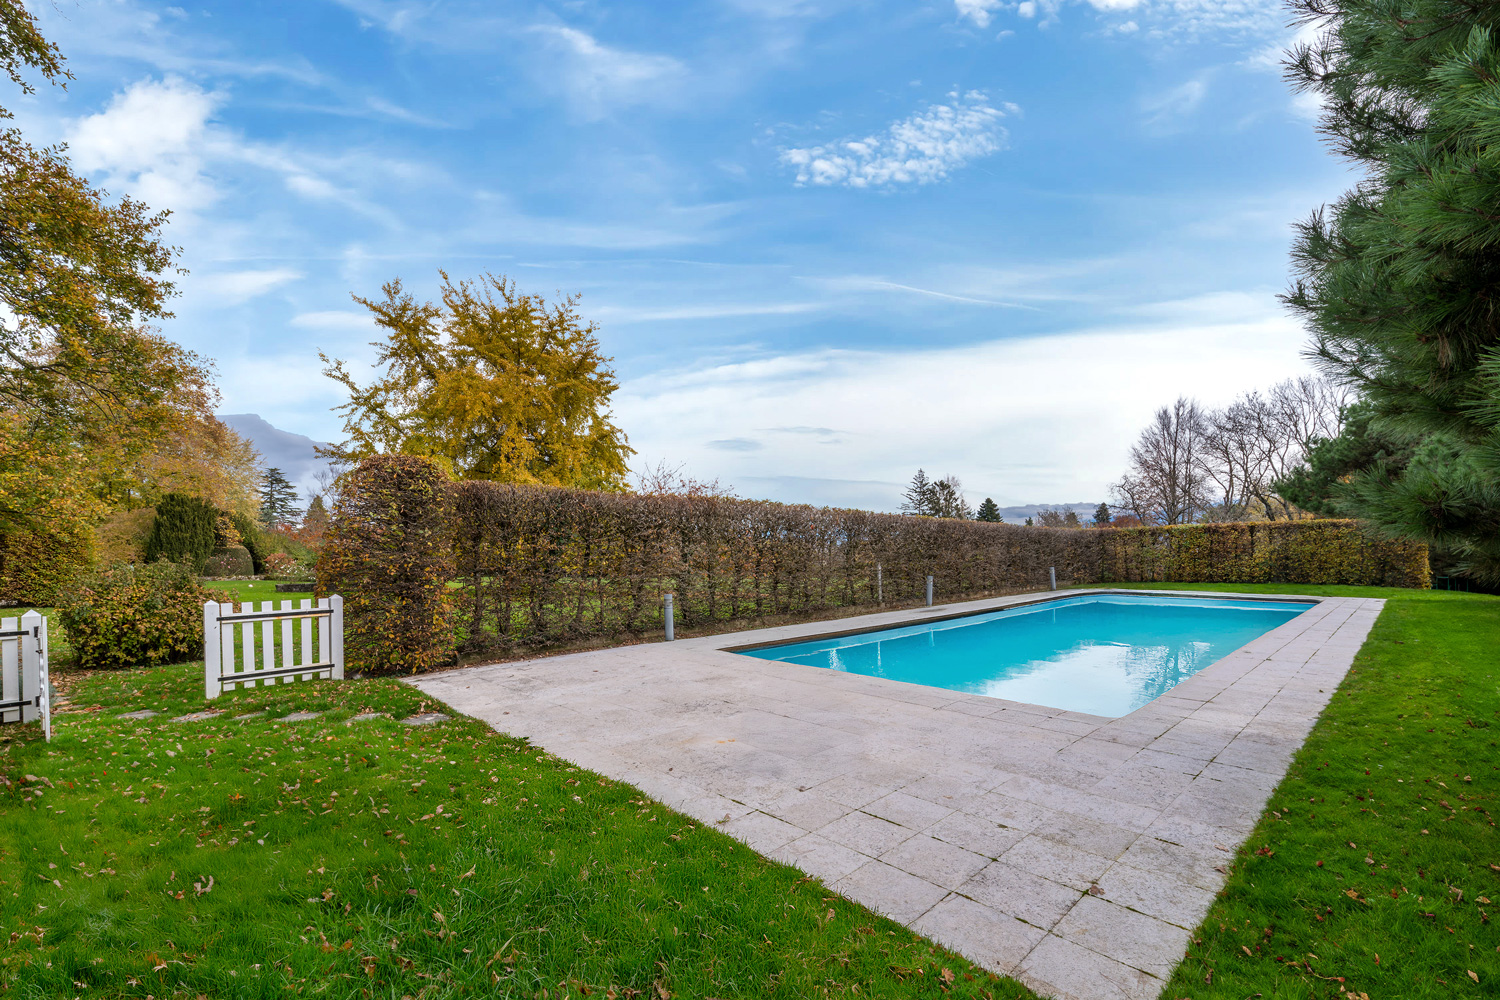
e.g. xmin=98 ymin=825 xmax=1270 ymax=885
xmin=23 ymin=0 xmax=1346 ymax=508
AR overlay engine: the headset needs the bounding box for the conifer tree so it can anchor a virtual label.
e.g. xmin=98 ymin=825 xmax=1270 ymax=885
xmin=1093 ymin=502 xmax=1112 ymax=527
xmin=1284 ymin=0 xmax=1500 ymax=578
xmin=259 ymin=468 xmax=302 ymax=527
xmin=143 ymin=493 xmax=216 ymax=570
xmin=901 ymin=469 xmax=935 ymax=516
xmin=975 ymin=497 xmax=1003 ymax=522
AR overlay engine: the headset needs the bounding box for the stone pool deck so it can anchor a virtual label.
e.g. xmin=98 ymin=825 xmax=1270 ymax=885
xmin=409 ymin=588 xmax=1383 ymax=1000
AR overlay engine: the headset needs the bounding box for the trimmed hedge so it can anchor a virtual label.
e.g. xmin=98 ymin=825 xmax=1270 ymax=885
xmin=318 ymin=455 xmax=454 ymax=676
xmin=320 ymin=457 xmax=1431 ymax=672
xmin=57 ymin=562 xmax=221 ymax=670
xmin=1098 ymin=520 xmax=1429 ymax=588
xmin=449 ymin=479 xmax=1099 ymax=657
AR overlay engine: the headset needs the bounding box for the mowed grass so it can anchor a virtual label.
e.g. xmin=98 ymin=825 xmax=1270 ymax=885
xmin=0 ymin=660 xmax=1034 ymax=999
xmin=1129 ymin=583 xmax=1499 ymax=999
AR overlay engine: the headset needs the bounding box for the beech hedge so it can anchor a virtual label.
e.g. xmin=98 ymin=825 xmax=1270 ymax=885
xmin=319 ymin=456 xmax=1429 ymax=672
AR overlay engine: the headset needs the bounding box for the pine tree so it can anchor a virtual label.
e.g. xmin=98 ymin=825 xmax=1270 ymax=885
xmin=259 ymin=468 xmax=302 ymax=527
xmin=1093 ymin=502 xmax=1112 ymax=527
xmin=975 ymin=497 xmax=1003 ymax=522
xmin=1024 ymin=516 xmax=1033 ymax=527
xmin=1284 ymin=2 xmax=1500 ymax=579
xmin=143 ymin=493 xmax=217 ymax=570
xmin=901 ymin=469 xmax=935 ymax=516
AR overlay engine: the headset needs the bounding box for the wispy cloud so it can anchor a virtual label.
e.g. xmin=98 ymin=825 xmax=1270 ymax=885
xmin=781 ymin=91 xmax=1013 ymax=188
xmin=529 ymin=25 xmax=687 ymax=119
xmin=196 ymin=269 xmax=303 ymax=304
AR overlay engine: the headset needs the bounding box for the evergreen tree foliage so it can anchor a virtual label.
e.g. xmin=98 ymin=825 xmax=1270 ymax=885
xmin=321 ymin=273 xmax=633 ymax=491
xmin=229 ymin=510 xmax=268 ymax=574
xmin=901 ymin=469 xmax=934 ymax=516
xmin=259 ymin=467 xmax=302 ymax=527
xmin=1093 ymin=502 xmax=1112 ymax=527
xmin=1284 ymin=1 xmax=1500 ymax=578
xmin=1274 ymin=399 xmax=1416 ymax=517
xmin=975 ymin=497 xmax=1003 ymax=522
xmin=143 ymin=493 xmax=216 ymax=570
xmin=929 ymin=476 xmax=972 ymax=519
xmin=1024 ymin=516 xmax=1033 ymax=526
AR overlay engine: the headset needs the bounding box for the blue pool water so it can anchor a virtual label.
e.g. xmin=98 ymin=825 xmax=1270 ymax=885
xmin=738 ymin=594 xmax=1315 ymax=718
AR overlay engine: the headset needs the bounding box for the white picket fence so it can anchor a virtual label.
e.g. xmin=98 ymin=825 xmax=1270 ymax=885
xmin=0 ymin=610 xmax=50 ymax=740
xmin=204 ymin=596 xmax=343 ymax=699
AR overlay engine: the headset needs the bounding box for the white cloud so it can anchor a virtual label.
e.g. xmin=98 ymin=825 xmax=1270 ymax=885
xmin=531 ymin=25 xmax=687 ymax=119
xmin=290 ymin=310 xmax=379 ymax=331
xmin=197 ymin=269 xmax=303 ymax=304
xmin=1017 ymin=1 xmax=1038 ymax=16
xmin=614 ymin=292 xmax=1313 ymax=508
xmin=781 ymin=91 xmax=1012 ymax=188
xmin=955 ymin=0 xmax=1005 ymax=27
xmin=1142 ymin=75 xmax=1210 ymax=127
xmin=66 ymin=76 xmax=224 ymax=213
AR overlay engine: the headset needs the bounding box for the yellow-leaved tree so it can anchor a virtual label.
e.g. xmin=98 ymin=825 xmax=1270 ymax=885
xmin=320 ymin=272 xmax=633 ymax=490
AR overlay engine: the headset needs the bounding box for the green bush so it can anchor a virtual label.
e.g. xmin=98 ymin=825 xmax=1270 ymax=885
xmin=57 ymin=562 xmax=223 ymax=670
xmin=202 ymin=545 xmax=254 ymax=577
xmin=144 ymin=494 xmax=217 ymax=571
xmin=229 ymin=512 xmax=268 ymax=574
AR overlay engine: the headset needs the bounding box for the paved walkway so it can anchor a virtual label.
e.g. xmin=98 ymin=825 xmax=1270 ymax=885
xmin=410 ymin=589 xmax=1382 ymax=1000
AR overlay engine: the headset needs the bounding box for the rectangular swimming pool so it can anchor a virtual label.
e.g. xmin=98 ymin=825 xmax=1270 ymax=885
xmin=737 ymin=593 xmax=1316 ymax=717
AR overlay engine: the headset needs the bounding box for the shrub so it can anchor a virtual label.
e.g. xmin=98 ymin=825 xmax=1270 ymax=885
xmin=0 ymin=517 xmax=95 ymax=606
xmin=229 ymin=512 xmax=268 ymax=574
xmin=263 ymin=552 xmax=310 ymax=580
xmin=318 ymin=456 xmax=453 ymax=676
xmin=144 ymin=494 xmax=217 ymax=571
xmin=202 ymin=545 xmax=254 ymax=577
xmin=58 ymin=562 xmax=222 ymax=670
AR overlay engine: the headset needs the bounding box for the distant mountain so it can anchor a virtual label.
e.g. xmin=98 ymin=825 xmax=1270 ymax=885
xmin=219 ymin=413 xmax=334 ymax=502
xmin=993 ymin=502 xmax=1105 ymax=524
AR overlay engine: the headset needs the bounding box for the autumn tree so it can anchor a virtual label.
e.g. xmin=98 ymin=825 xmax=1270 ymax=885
xmin=321 ymin=273 xmax=633 ymax=491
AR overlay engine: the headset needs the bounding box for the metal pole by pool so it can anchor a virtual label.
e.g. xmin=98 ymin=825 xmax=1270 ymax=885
xmin=664 ymin=593 xmax=675 ymax=641
xmin=1049 ymin=567 xmax=1057 ymax=591
xmin=925 ymin=575 xmax=934 ymax=607
xmin=877 ymin=563 xmax=883 ymax=605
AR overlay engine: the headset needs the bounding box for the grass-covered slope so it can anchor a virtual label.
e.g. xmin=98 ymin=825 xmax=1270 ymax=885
xmin=0 ymin=660 xmax=1031 ymax=999
xmin=1137 ymin=584 xmax=1498 ymax=999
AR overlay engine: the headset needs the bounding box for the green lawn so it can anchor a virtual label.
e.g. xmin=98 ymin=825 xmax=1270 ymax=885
xmin=0 ymin=659 xmax=1032 ymax=998
xmin=3 ymin=583 xmax=1493 ymax=999
xmin=1134 ymin=583 xmax=1499 ymax=1000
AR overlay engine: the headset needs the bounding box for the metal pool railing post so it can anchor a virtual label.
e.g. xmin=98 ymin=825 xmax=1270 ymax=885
xmin=925 ymin=575 xmax=933 ymax=607
xmin=1049 ymin=566 xmax=1057 ymax=590
xmin=664 ymin=592 xmax=675 ymax=641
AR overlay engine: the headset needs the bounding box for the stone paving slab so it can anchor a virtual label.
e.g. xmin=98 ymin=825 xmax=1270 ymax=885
xmin=409 ymin=587 xmax=1383 ymax=1000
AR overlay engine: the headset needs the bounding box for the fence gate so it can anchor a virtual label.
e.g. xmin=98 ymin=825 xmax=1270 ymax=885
xmin=204 ymin=596 xmax=343 ymax=699
xmin=0 ymin=610 xmax=50 ymax=741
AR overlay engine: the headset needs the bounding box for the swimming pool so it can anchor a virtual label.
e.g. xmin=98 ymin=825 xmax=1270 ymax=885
xmin=737 ymin=593 xmax=1316 ymax=717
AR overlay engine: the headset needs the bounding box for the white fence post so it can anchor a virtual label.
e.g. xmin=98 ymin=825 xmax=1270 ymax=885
xmin=20 ymin=610 xmax=40 ymax=726
xmin=34 ymin=613 xmax=49 ymax=742
xmin=204 ymin=601 xmax=222 ymax=699
xmin=330 ymin=595 xmax=344 ymax=680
